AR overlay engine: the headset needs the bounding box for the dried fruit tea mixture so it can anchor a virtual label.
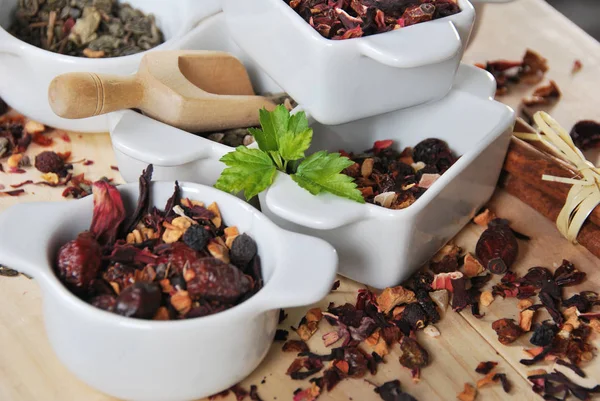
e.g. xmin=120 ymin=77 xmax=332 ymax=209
xmin=9 ymin=0 xmax=164 ymax=58
xmin=55 ymin=165 xmax=263 ymax=320
xmin=285 ymin=0 xmax=461 ymax=40
xmin=342 ymin=138 xmax=457 ymax=208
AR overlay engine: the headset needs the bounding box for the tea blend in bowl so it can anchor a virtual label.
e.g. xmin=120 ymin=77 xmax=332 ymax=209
xmin=342 ymin=138 xmax=458 ymax=208
xmin=9 ymin=0 xmax=164 ymax=58
xmin=285 ymin=0 xmax=461 ymax=40
xmin=55 ymin=165 xmax=263 ymax=320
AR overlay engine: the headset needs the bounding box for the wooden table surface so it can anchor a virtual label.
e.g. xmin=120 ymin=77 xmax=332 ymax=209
xmin=1 ymin=1 xmax=599 ymax=400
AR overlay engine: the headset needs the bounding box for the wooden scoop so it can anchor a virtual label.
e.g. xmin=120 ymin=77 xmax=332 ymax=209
xmin=48 ymin=51 xmax=277 ymax=132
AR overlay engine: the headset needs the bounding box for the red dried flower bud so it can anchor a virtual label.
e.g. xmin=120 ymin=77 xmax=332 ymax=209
xmin=90 ymin=180 xmax=126 ymax=245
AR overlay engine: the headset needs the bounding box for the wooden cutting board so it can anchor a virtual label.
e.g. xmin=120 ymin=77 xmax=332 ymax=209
xmin=1 ymin=0 xmax=600 ymax=400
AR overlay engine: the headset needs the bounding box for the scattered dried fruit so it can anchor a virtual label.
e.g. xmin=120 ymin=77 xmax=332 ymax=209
xmin=475 ymin=219 xmax=518 ymax=274
xmin=457 ymin=383 xmax=477 ymax=401
xmin=492 ymin=318 xmax=523 ymax=345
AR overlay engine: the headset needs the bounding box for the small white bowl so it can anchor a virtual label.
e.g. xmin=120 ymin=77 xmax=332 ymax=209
xmin=221 ymin=0 xmax=475 ymax=125
xmin=0 ymin=0 xmax=222 ymax=132
xmin=0 ymin=181 xmax=337 ymax=401
xmin=110 ymin=64 xmax=515 ymax=289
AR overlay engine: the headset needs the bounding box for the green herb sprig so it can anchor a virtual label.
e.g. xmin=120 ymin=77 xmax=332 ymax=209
xmin=215 ymin=105 xmax=364 ymax=203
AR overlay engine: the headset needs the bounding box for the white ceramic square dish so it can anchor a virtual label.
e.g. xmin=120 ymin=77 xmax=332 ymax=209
xmin=0 ymin=0 xmax=222 ymax=132
xmin=221 ymin=0 xmax=475 ymax=125
xmin=0 ymin=181 xmax=337 ymax=401
xmin=110 ymin=63 xmax=515 ymax=288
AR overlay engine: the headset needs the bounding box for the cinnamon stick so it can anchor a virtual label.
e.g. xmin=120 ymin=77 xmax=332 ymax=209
xmin=505 ymin=134 xmax=600 ymax=228
xmin=500 ymin=172 xmax=600 ymax=259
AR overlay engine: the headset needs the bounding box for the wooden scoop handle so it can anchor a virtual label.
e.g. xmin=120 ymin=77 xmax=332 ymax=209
xmin=48 ymin=72 xmax=144 ymax=119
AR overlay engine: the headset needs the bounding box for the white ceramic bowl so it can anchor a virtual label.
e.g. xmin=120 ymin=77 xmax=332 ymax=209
xmin=0 ymin=181 xmax=338 ymax=401
xmin=110 ymin=64 xmax=515 ymax=289
xmin=0 ymin=0 xmax=222 ymax=132
xmin=221 ymin=0 xmax=475 ymax=125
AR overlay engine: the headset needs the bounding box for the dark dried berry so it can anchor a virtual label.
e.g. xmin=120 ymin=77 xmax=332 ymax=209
xmin=400 ymin=303 xmax=428 ymax=330
xmin=56 ymin=232 xmax=102 ymax=292
xmin=476 ymin=219 xmax=518 ymax=274
xmin=90 ymin=294 xmax=117 ymax=311
xmin=34 ymin=150 xmax=65 ymax=173
xmin=413 ymin=138 xmax=456 ymax=172
xmin=399 ymin=337 xmax=429 ymax=370
xmin=102 ymin=263 xmax=135 ymax=292
xmin=183 ymin=224 xmax=211 ymax=252
xmin=570 ymin=120 xmax=600 ymax=150
xmin=114 ymin=282 xmax=161 ymax=319
xmin=530 ymin=321 xmax=559 ymax=347
xmin=230 ymin=233 xmax=257 ymax=267
xmin=186 ymin=257 xmax=251 ymax=303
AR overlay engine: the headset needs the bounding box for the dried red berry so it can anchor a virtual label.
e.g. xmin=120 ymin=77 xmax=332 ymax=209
xmin=186 ymin=257 xmax=251 ymax=303
xmin=56 ymin=232 xmax=102 ymax=292
xmin=34 ymin=151 xmax=65 ymax=173
xmin=475 ymin=219 xmax=518 ymax=274
xmin=114 ymin=282 xmax=161 ymax=319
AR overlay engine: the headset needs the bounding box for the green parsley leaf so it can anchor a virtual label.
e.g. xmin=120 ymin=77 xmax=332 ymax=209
xmin=287 ymin=111 xmax=309 ymax=135
xmin=215 ymin=146 xmax=277 ymax=200
xmin=250 ymin=105 xmax=290 ymax=152
xmin=291 ymin=151 xmax=365 ymax=203
xmin=278 ymin=127 xmax=313 ymax=162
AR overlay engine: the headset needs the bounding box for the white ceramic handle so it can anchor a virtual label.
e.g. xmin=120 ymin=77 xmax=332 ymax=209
xmin=0 ymin=202 xmax=69 ymax=281
xmin=357 ymin=20 xmax=461 ymax=68
xmin=110 ymin=110 xmax=229 ymax=166
xmin=254 ymin=230 xmax=337 ymax=312
xmin=453 ymin=64 xmax=497 ymax=100
xmin=263 ymin=173 xmax=368 ymax=230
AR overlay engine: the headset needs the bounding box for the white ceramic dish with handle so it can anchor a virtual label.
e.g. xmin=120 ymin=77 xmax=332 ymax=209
xmin=110 ymin=63 xmax=515 ymax=289
xmin=470 ymin=0 xmax=516 ymax=46
xmin=0 ymin=0 xmax=222 ymax=132
xmin=221 ymin=0 xmax=475 ymax=125
xmin=0 ymin=180 xmax=337 ymax=401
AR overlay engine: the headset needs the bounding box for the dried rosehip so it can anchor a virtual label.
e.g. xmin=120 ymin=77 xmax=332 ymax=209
xmin=56 ymin=232 xmax=102 ymax=292
xmin=399 ymin=337 xmax=429 ymax=370
xmin=492 ymin=318 xmax=523 ymax=345
xmin=475 ymin=219 xmax=518 ymax=274
xmin=166 ymin=242 xmax=202 ymax=274
xmin=34 ymin=150 xmax=64 ymax=173
xmin=186 ymin=257 xmax=251 ymax=303
xmin=230 ymin=233 xmax=258 ymax=267
xmin=182 ymin=224 xmax=211 ymax=252
xmin=90 ymin=294 xmax=116 ymax=312
xmin=114 ymin=282 xmax=161 ymax=319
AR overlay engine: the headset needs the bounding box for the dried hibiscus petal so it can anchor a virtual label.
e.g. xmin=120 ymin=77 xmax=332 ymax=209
xmin=374 ymin=380 xmax=417 ymax=401
xmin=475 ymin=361 xmax=498 ymax=375
xmin=90 ymin=180 xmax=126 ymax=246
